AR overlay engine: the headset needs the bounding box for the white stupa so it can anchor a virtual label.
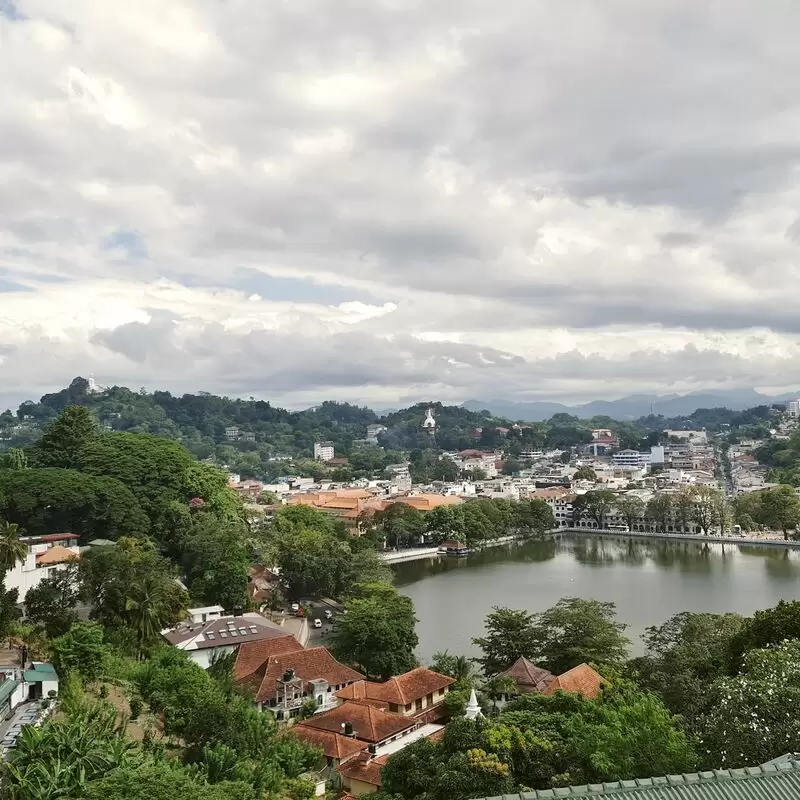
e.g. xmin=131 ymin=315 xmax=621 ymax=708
xmin=422 ymin=408 xmax=436 ymax=433
xmin=465 ymin=687 xmax=483 ymax=720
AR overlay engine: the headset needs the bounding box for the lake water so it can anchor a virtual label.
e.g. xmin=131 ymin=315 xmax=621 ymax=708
xmin=392 ymin=534 xmax=800 ymax=664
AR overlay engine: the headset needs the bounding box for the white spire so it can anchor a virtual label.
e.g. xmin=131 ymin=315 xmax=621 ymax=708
xmin=465 ymin=687 xmax=482 ymax=720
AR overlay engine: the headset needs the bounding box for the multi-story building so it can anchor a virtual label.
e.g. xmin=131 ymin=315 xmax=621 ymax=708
xmin=612 ymin=450 xmax=650 ymax=470
xmin=224 ymin=425 xmax=239 ymax=441
xmin=314 ymin=441 xmax=335 ymax=461
xmin=7 ymin=533 xmax=80 ymax=603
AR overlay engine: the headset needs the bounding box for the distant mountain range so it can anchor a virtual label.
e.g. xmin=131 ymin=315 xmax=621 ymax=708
xmin=462 ymin=389 xmax=800 ymax=422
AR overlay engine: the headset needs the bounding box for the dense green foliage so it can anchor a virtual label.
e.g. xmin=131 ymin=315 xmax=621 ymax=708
xmin=473 ymin=599 xmax=630 ymax=675
xmin=332 ymin=582 xmax=419 ymax=679
xmin=379 ymin=680 xmax=696 ymax=800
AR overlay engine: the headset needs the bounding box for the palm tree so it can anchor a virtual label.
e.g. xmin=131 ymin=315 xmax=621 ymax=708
xmin=452 ymin=655 xmax=475 ymax=682
xmin=0 ymin=521 xmax=28 ymax=574
xmin=124 ymin=573 xmax=173 ymax=657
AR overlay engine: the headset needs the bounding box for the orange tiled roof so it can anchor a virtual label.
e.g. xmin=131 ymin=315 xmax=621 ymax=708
xmin=497 ymin=657 xmax=554 ymax=692
xmin=292 ymin=724 xmax=365 ymax=762
xmin=338 ymin=753 xmax=388 ymax=787
xmin=301 ymin=701 xmax=414 ymax=744
xmin=336 ymin=668 xmax=454 ymax=707
xmin=543 ymin=663 xmax=605 ymax=700
xmin=240 ymin=647 xmax=363 ymax=704
xmin=35 ymin=545 xmax=78 ymax=566
xmin=233 ymin=635 xmax=304 ymax=680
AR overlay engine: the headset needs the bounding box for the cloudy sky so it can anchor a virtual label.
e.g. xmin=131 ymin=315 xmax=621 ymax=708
xmin=3 ymin=0 xmax=800 ymax=410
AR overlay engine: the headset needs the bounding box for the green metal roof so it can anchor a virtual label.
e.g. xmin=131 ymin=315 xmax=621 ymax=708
xmin=0 ymin=680 xmax=19 ymax=707
xmin=23 ymin=662 xmax=58 ymax=683
xmin=476 ymin=759 xmax=800 ymax=800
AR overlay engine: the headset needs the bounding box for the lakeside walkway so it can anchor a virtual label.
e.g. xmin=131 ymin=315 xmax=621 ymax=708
xmin=379 ymin=533 xmax=523 ymax=564
xmin=380 ymin=529 xmax=800 ymax=564
xmin=560 ymin=527 xmax=800 ymax=548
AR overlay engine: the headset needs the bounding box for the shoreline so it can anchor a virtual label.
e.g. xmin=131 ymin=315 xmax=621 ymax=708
xmin=382 ymin=527 xmax=800 ymax=564
xmin=561 ymin=527 xmax=800 ymax=548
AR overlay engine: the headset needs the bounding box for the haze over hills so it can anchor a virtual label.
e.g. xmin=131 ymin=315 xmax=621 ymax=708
xmin=463 ymin=389 xmax=800 ymax=422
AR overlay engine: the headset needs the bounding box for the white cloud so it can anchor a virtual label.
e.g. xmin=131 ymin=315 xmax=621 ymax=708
xmin=3 ymin=0 xmax=800 ymax=408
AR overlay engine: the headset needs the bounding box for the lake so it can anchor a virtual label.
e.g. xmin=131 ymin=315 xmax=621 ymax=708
xmin=392 ymin=534 xmax=800 ymax=664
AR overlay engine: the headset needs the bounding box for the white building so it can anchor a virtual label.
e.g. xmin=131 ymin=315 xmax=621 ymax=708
xmin=161 ymin=611 xmax=297 ymax=670
xmin=422 ymin=408 xmax=436 ymax=434
xmin=314 ymin=441 xmax=335 ymax=462
xmin=366 ymin=424 xmax=387 ymax=443
xmin=612 ymin=450 xmax=650 ymax=470
xmin=225 ymin=425 xmax=240 ymax=441
xmin=789 ymin=399 xmax=800 ymax=417
xmin=8 ymin=534 xmax=80 ymax=604
xmin=649 ymin=445 xmax=666 ymax=465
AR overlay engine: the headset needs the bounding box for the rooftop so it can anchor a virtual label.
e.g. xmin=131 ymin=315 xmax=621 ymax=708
xmin=543 ymin=663 xmax=605 ymax=700
xmin=162 ymin=612 xmax=288 ymax=651
xmin=497 ymin=657 xmax=554 ymax=692
xmin=337 ymin=668 xmax=454 ymax=707
xmin=292 ymin=725 xmax=365 ymax=762
xmin=301 ymin=701 xmax=415 ymax=744
xmin=471 ymin=756 xmax=800 ymax=799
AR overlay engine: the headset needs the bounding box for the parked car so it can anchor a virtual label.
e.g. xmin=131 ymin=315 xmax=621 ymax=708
xmin=290 ymin=602 xmax=299 ymax=612
xmin=313 ymin=618 xmax=322 ymax=629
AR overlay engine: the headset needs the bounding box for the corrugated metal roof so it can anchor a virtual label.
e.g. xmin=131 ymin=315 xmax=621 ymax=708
xmin=474 ymin=759 xmax=800 ymax=800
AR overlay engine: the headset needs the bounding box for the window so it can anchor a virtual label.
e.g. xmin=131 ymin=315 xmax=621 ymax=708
xmin=249 ymin=626 xmax=258 ymax=634
xmin=438 ymin=688 xmax=444 ymax=696
xmin=239 ymin=628 xmax=247 ymax=635
xmin=414 ymin=699 xmax=423 ymax=711
xmin=389 ymin=703 xmax=398 ymax=713
xmin=230 ymin=630 xmax=238 ymax=637
xmin=404 ymin=703 xmax=412 ymax=712
xmin=426 ymin=693 xmax=433 ymax=704
xmin=219 ymin=631 xmax=228 ymax=638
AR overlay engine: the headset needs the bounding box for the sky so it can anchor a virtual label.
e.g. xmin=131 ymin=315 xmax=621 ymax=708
xmin=3 ymin=0 xmax=800 ymax=410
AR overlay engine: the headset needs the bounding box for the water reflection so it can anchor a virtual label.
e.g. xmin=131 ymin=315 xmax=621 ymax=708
xmin=393 ymin=534 xmax=800 ymax=664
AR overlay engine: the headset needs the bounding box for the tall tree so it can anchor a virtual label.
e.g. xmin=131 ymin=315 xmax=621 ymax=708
xmin=580 ymin=490 xmax=616 ymax=528
xmin=0 ymin=520 xmax=28 ymax=573
xmin=472 ymin=607 xmax=541 ymax=675
xmin=689 ymin=486 xmax=722 ymax=535
xmin=331 ymin=583 xmax=418 ymax=679
xmin=4 ymin=448 xmax=28 ymax=470
xmin=758 ymin=484 xmax=800 ymax=539
xmin=614 ymin=495 xmax=645 ymax=530
xmin=645 ymin=493 xmax=673 ymax=532
xmin=33 ymin=405 xmax=98 ymax=469
xmin=530 ymin=597 xmax=630 ymax=673
xmin=24 ymin=563 xmax=80 ymax=638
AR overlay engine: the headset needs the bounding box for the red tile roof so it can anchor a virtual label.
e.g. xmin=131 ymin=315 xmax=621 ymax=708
xmin=338 ymin=752 xmax=388 ymax=787
xmin=292 ymin=724 xmax=365 ymax=762
xmin=336 ymin=668 xmax=454 ymax=707
xmin=35 ymin=545 xmax=79 ymax=566
xmin=543 ymin=663 xmax=605 ymax=700
xmin=233 ymin=635 xmax=304 ymax=680
xmin=497 ymin=657 xmax=554 ymax=692
xmin=241 ymin=647 xmax=363 ymax=704
xmin=301 ymin=701 xmax=415 ymax=744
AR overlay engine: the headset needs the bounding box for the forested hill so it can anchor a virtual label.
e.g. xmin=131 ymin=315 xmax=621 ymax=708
xmin=0 ymin=377 xmax=784 ymax=481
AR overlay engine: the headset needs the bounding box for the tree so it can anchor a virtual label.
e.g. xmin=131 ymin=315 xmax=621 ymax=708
xmin=431 ymin=651 xmax=475 ymax=682
xmin=331 ymin=583 xmax=418 ymax=679
xmin=511 ymin=500 xmax=555 ymax=537
xmin=24 ymin=563 xmax=80 ymax=638
xmin=696 ymin=640 xmax=800 ymax=768
xmin=758 ymin=485 xmax=800 ymax=539
xmin=614 ymin=495 xmax=645 ymax=530
xmin=0 ymin=467 xmax=150 ymax=542
xmin=51 ymin=621 xmax=110 ymax=680
xmin=727 ymin=599 xmax=800 ymax=670
xmin=573 ymin=466 xmax=597 ymax=482
xmin=672 ymin=489 xmax=695 ymax=533
xmin=275 ymin=528 xmax=353 ymax=600
xmin=3 ymin=448 xmax=28 ymax=470
xmin=628 ymin=611 xmax=746 ymax=721
xmin=80 ymin=538 xmax=188 ymax=654
xmin=0 ymin=520 xmax=28 ymax=573
xmin=33 ymin=405 xmax=98 ymax=469
xmin=580 ymin=490 xmax=616 ymax=528
xmin=689 ymin=485 xmax=722 ymax=535
xmin=472 ymin=607 xmax=541 ymax=675
xmin=645 ymin=493 xmax=673 ymax=532
xmin=373 ymin=503 xmax=425 ymax=548
xmin=530 ymin=598 xmax=630 ymax=673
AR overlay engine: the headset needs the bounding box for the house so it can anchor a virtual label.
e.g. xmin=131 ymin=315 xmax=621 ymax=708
xmin=299 ymin=700 xmax=416 ymax=745
xmin=291 ymin=725 xmax=366 ymax=770
xmin=543 ymin=663 xmax=605 ymax=700
xmin=8 ymin=533 xmax=80 ymax=603
xmin=0 ymin=661 xmax=59 ymax=720
xmin=161 ymin=612 xmax=293 ymax=669
xmin=234 ymin=644 xmax=363 ymax=719
xmin=224 ymin=425 xmax=239 ymax=440
xmin=314 ymin=441 xmax=335 ymax=462
xmin=471 ymin=754 xmax=800 ymax=800
xmin=492 ymin=659 xmax=604 ymax=705
xmin=496 ymin=657 xmax=554 ymax=695
xmin=335 ymin=723 xmax=446 ymax=796
xmin=336 ymin=667 xmax=454 ymax=721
